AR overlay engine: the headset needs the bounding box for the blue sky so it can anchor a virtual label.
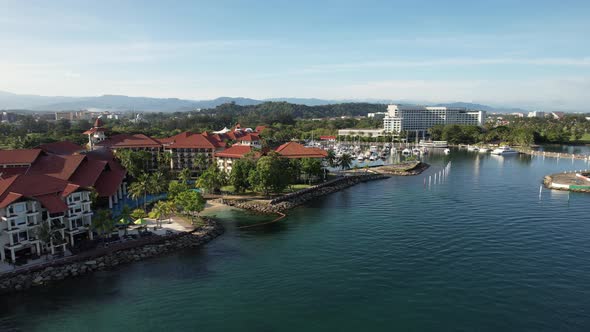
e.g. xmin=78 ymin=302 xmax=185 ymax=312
xmin=1 ymin=0 xmax=589 ymax=110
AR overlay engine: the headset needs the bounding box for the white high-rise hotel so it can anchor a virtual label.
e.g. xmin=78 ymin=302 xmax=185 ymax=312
xmin=383 ymin=105 xmax=486 ymax=134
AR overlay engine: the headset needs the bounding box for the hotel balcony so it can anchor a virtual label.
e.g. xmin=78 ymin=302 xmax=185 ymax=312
xmin=4 ymin=237 xmax=40 ymax=250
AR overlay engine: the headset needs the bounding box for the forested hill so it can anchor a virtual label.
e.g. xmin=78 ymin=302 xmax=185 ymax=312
xmin=203 ymin=102 xmax=387 ymax=124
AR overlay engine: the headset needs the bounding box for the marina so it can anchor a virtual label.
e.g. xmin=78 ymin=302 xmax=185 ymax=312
xmin=2 ymin=149 xmax=590 ymax=331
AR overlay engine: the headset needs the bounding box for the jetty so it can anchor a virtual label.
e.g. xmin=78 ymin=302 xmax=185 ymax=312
xmin=544 ymin=170 xmax=590 ymax=193
xmin=517 ymin=148 xmax=590 ymax=161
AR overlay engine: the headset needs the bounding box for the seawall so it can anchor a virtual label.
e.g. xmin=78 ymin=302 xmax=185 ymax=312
xmin=220 ymin=174 xmax=388 ymax=214
xmin=0 ymin=218 xmax=224 ymax=294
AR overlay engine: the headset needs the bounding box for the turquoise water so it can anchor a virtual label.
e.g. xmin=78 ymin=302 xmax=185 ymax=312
xmin=2 ymin=150 xmax=590 ymax=331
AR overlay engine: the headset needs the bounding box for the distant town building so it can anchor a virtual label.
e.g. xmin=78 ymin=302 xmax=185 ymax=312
xmin=511 ymin=112 xmax=525 ymax=118
xmin=551 ymin=112 xmax=565 ymax=120
xmin=55 ymin=110 xmax=93 ymax=121
xmin=1 ymin=111 xmax=17 ymax=123
xmin=337 ymin=129 xmax=386 ymax=137
xmin=383 ymin=105 xmax=486 ymax=134
xmin=367 ymin=112 xmax=387 ymax=118
xmin=527 ymin=111 xmax=545 ymax=118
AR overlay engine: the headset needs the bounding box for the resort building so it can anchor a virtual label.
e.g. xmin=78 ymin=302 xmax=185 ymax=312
xmin=83 ymin=118 xmax=107 ymax=150
xmin=275 ymin=142 xmax=328 ymax=159
xmin=383 ymin=104 xmax=486 ymax=135
xmin=0 ymin=174 xmax=93 ymax=264
xmin=215 ymin=145 xmax=260 ymax=173
xmin=337 ymin=129 xmax=386 ymax=137
xmin=160 ymin=132 xmax=224 ymax=175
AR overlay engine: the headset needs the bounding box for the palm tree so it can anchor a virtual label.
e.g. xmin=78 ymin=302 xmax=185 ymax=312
xmin=150 ymin=201 xmax=173 ymax=228
xmin=326 ymin=150 xmax=337 ymax=167
xmin=128 ymin=173 xmax=151 ymax=211
xmin=91 ymin=209 xmax=114 ymax=241
xmin=149 ymin=171 xmax=167 ymax=195
xmin=178 ymin=167 xmax=191 ymax=184
xmin=119 ymin=205 xmax=132 ymax=236
xmin=338 ymin=153 xmax=353 ymax=170
xmin=35 ymin=221 xmax=60 ymax=260
xmin=193 ymin=154 xmax=209 ymax=175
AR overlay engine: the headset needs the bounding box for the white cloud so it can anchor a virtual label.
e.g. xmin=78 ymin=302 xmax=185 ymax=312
xmin=303 ymin=57 xmax=590 ymax=73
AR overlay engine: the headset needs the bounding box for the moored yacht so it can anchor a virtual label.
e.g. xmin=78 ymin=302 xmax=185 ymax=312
xmin=444 ymin=148 xmax=451 ymax=155
xmin=491 ymin=146 xmax=519 ymax=155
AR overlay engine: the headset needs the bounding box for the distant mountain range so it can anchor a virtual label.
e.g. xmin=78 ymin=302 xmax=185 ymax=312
xmin=0 ymin=90 xmax=530 ymax=113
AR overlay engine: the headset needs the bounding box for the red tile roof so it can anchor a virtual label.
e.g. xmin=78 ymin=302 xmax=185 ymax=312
xmin=36 ymin=194 xmax=69 ymax=214
xmin=69 ymin=159 xmax=108 ymax=187
xmin=0 ymin=167 xmax=28 ymax=178
xmin=94 ymin=167 xmax=126 ymax=197
xmin=0 ymin=174 xmax=81 ymax=211
xmin=97 ymin=134 xmax=162 ymax=149
xmin=255 ymin=126 xmax=267 ymax=133
xmin=0 ymin=149 xmax=42 ymax=165
xmin=29 ymin=154 xmax=86 ymax=180
xmin=239 ymin=133 xmax=260 ymax=142
xmin=37 ymin=141 xmax=85 ymax=155
xmin=163 ymin=132 xmax=216 ymax=149
xmin=215 ymin=145 xmax=258 ymax=159
xmin=82 ymin=127 xmax=107 ymax=135
xmin=275 ymin=142 xmax=328 ymax=159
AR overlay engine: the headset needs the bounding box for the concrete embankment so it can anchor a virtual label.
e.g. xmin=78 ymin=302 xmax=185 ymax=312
xmin=518 ymin=148 xmax=590 ymax=161
xmin=370 ymin=161 xmax=429 ymax=176
xmin=0 ymin=218 xmax=224 ymax=294
xmin=220 ymin=174 xmax=388 ymax=214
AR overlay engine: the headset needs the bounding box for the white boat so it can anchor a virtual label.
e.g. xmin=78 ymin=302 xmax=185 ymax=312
xmin=418 ymin=140 xmax=448 ymax=148
xmin=478 ymin=148 xmax=489 ymax=153
xmin=369 ymin=146 xmax=378 ymax=153
xmin=491 ymin=146 xmax=519 ymax=155
xmin=369 ymin=154 xmax=376 ymax=161
xmin=357 ymin=155 xmax=365 ymax=161
xmin=444 ymin=148 xmax=451 ymax=155
xmin=467 ymin=145 xmax=479 ymax=152
xmin=402 ymin=148 xmax=411 ymax=155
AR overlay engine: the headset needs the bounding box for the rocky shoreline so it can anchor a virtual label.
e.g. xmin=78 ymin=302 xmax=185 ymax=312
xmin=370 ymin=161 xmax=430 ymax=176
xmin=220 ymin=174 xmax=388 ymax=214
xmin=0 ymin=218 xmax=224 ymax=294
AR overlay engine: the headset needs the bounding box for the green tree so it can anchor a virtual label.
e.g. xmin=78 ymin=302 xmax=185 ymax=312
xmin=178 ymin=167 xmax=191 ymax=184
xmin=168 ymin=180 xmax=189 ymax=201
xmin=248 ymin=152 xmax=289 ymax=195
xmin=119 ymin=205 xmax=132 ymax=235
xmin=34 ymin=221 xmax=62 ymax=260
xmin=131 ymin=208 xmax=146 ymax=220
xmin=91 ymin=209 xmax=115 ymax=241
xmin=193 ymin=154 xmax=209 ymax=175
xmin=326 ymin=150 xmax=337 ymax=168
xmin=174 ymin=190 xmax=205 ymax=224
xmin=229 ymin=158 xmax=256 ymax=193
xmin=338 ymin=153 xmax=353 ymax=170
xmin=149 ymin=171 xmax=167 ymax=194
xmin=301 ymin=158 xmax=323 ymax=184
xmin=149 ymin=200 xmax=173 ymax=228
xmin=128 ymin=173 xmax=151 ymax=211
xmin=196 ymin=165 xmax=225 ymax=194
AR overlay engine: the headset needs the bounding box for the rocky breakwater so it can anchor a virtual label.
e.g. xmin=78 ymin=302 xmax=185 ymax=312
xmin=221 ymin=174 xmax=388 ymax=213
xmin=0 ymin=218 xmax=224 ymax=294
